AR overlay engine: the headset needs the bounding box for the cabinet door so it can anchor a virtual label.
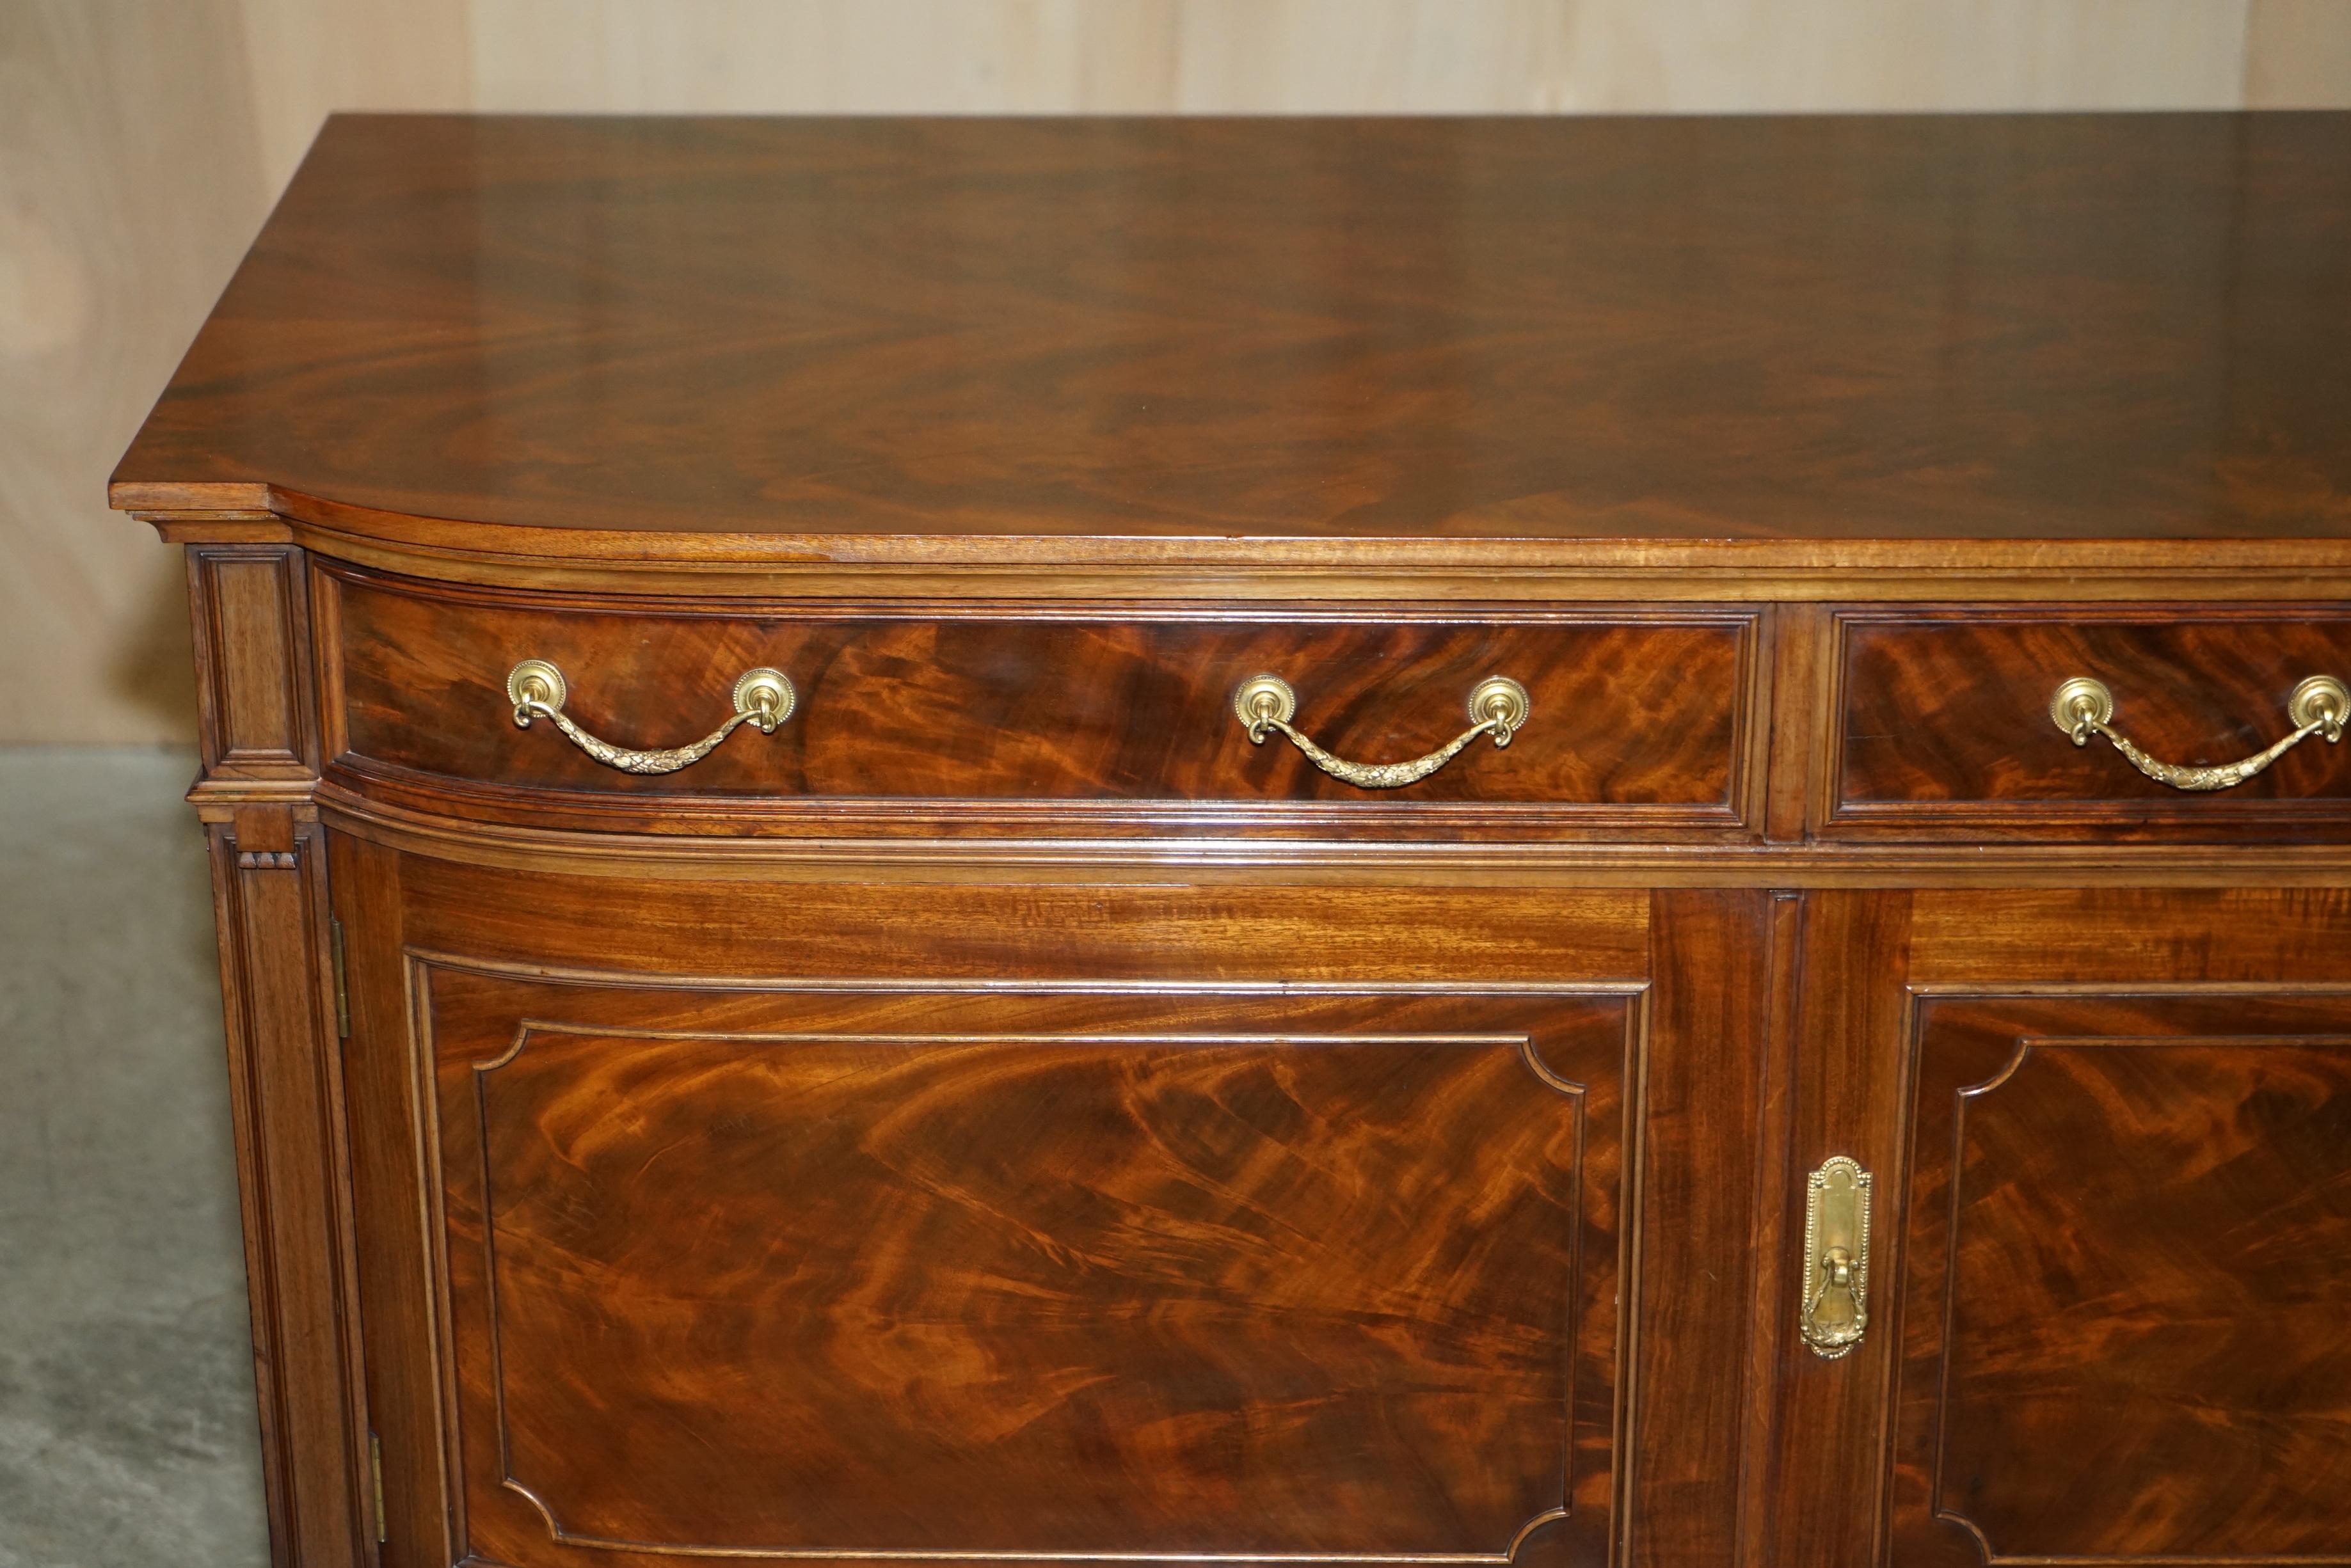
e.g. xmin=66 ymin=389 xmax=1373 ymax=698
xmin=1790 ymin=890 xmax=2351 ymax=1566
xmin=333 ymin=854 xmax=1761 ymax=1568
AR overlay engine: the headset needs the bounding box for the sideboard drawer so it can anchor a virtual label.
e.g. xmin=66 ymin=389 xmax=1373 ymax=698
xmin=322 ymin=568 xmax=1762 ymax=824
xmin=1830 ymin=608 xmax=2351 ymax=834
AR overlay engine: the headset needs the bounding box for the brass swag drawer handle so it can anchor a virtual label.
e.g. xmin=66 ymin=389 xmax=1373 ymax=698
xmin=1233 ymin=672 xmax=1530 ymax=790
xmin=506 ymin=658 xmax=795 ymax=775
xmin=2048 ymin=673 xmax=2348 ymax=793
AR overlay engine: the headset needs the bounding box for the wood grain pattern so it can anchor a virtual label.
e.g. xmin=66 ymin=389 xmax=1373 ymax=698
xmin=190 ymin=545 xmax=317 ymax=778
xmin=328 ymin=830 xmax=458 ymax=1567
xmin=31 ymin=15 xmax=2349 ymax=743
xmin=1888 ymin=992 xmax=2351 ymax=1564
xmin=1623 ymin=891 xmax=1777 ymax=1567
xmin=209 ymin=812 xmax=373 ymax=1567
xmin=330 ymin=862 xmax=1653 ymax=1567
xmin=1751 ymin=891 xmax=1914 ymax=1568
xmin=1832 ymin=610 xmax=2351 ymax=834
xmin=113 ymin=114 xmax=2351 ymax=554
xmin=394 ymin=871 xmax=1654 ymax=990
xmin=117 ymin=99 xmax=2351 ymax=1568
xmin=411 ymin=965 xmax=1632 ymax=1565
xmin=1911 ymin=886 xmax=2351 ymax=985
xmin=326 ymin=566 xmax=1758 ymax=822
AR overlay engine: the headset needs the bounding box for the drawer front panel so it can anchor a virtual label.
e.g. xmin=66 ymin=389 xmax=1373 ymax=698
xmin=324 ymin=569 xmax=1759 ymax=821
xmin=1831 ymin=608 xmax=2351 ymax=832
xmin=413 ymin=960 xmax=1631 ymax=1568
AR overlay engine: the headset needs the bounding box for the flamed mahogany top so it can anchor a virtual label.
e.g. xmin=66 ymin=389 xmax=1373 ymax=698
xmin=115 ymin=112 xmax=2351 ymax=555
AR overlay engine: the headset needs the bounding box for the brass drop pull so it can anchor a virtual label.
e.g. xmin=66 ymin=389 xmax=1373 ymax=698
xmin=1232 ymin=674 xmax=1531 ymax=790
xmin=2049 ymin=673 xmax=2347 ymax=792
xmin=505 ymin=658 xmax=794 ymax=775
xmin=1800 ymin=1155 xmax=1872 ymax=1359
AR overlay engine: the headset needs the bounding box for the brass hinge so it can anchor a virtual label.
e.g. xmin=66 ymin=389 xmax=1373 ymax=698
xmin=370 ymin=1430 xmax=387 ymax=1544
xmin=330 ymin=917 xmax=351 ymax=1040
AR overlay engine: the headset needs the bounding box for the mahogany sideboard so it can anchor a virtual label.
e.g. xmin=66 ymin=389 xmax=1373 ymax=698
xmin=114 ymin=114 xmax=2351 ymax=1568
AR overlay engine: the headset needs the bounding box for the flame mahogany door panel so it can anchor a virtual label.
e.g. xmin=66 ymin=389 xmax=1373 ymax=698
xmin=333 ymin=855 xmax=1708 ymax=1568
xmin=1824 ymin=891 xmax=2351 ymax=1568
xmin=1888 ymin=993 xmax=2351 ymax=1564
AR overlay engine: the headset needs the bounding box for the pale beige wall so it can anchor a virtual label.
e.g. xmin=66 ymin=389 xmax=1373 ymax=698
xmin=4 ymin=1 xmax=2347 ymax=743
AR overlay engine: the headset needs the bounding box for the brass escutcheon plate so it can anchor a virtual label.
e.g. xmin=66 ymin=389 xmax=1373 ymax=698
xmin=1800 ymin=1155 xmax=1872 ymax=1358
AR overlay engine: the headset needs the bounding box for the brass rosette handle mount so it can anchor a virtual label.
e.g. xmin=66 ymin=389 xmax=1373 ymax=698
xmin=506 ymin=658 xmax=795 ymax=775
xmin=2048 ymin=673 xmax=2347 ymax=792
xmin=1233 ymin=673 xmax=1531 ymax=790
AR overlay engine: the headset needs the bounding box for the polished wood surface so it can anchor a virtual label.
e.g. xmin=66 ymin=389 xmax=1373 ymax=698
xmin=1749 ymin=891 xmax=1914 ymax=1568
xmin=39 ymin=11 xmax=2350 ymax=750
xmin=429 ymin=970 xmax=1625 ymax=1564
xmin=1892 ymin=992 xmax=2351 ymax=1563
xmin=1878 ymin=889 xmax=2351 ymax=1565
xmin=326 ymin=565 xmax=1757 ymax=817
xmin=124 ymin=115 xmax=2351 ymax=1568
xmin=1832 ymin=608 xmax=2351 ymax=832
xmin=190 ymin=546 xmax=320 ymax=782
xmin=335 ymin=860 xmax=1655 ymax=1568
xmin=114 ymin=114 xmax=2351 ymax=556
xmin=1627 ymin=891 xmax=1781 ymax=1567
xmin=207 ymin=810 xmax=371 ymax=1567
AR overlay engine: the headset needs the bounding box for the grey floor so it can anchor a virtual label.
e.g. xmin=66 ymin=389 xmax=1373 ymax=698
xmin=0 ymin=748 xmax=267 ymax=1567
